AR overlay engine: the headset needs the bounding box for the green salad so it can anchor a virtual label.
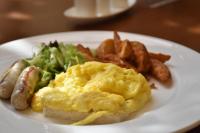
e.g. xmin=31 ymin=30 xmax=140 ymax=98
xmin=26 ymin=41 xmax=86 ymax=90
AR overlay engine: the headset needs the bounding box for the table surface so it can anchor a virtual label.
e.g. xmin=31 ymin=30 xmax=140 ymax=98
xmin=0 ymin=0 xmax=199 ymax=132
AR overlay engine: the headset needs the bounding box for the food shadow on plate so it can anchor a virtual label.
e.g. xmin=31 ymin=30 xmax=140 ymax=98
xmin=149 ymin=75 xmax=174 ymax=89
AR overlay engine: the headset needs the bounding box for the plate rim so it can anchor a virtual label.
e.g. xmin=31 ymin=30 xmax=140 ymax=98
xmin=1 ymin=30 xmax=199 ymax=56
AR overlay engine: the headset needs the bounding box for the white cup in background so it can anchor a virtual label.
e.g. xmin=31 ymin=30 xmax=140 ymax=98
xmin=74 ymin=0 xmax=96 ymax=17
xmin=96 ymin=0 xmax=111 ymax=16
xmin=110 ymin=0 xmax=128 ymax=9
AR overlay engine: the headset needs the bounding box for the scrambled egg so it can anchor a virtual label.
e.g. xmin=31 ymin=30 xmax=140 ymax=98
xmin=31 ymin=61 xmax=151 ymax=125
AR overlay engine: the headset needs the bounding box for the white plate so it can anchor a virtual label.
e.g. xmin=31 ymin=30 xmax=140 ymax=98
xmin=0 ymin=31 xmax=200 ymax=133
xmin=64 ymin=0 xmax=137 ymax=21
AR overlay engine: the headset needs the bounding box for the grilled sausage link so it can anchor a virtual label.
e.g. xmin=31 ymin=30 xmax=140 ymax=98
xmin=11 ymin=66 xmax=40 ymax=110
xmin=0 ymin=60 xmax=28 ymax=99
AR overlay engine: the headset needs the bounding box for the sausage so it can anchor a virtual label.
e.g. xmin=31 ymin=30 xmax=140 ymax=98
xmin=11 ymin=66 xmax=40 ymax=110
xmin=0 ymin=60 xmax=28 ymax=99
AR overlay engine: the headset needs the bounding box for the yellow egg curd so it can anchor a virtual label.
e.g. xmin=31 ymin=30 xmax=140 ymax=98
xmin=31 ymin=61 xmax=151 ymax=125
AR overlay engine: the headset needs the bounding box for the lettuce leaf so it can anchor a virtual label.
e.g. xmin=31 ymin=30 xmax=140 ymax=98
xmin=26 ymin=41 xmax=86 ymax=91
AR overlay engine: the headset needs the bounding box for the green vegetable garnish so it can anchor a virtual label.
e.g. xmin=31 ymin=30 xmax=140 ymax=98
xmin=58 ymin=43 xmax=86 ymax=69
xmin=35 ymin=70 xmax=53 ymax=91
xmin=26 ymin=41 xmax=86 ymax=91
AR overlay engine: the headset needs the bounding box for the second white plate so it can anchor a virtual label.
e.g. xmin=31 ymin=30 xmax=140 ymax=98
xmin=64 ymin=0 xmax=137 ymax=21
